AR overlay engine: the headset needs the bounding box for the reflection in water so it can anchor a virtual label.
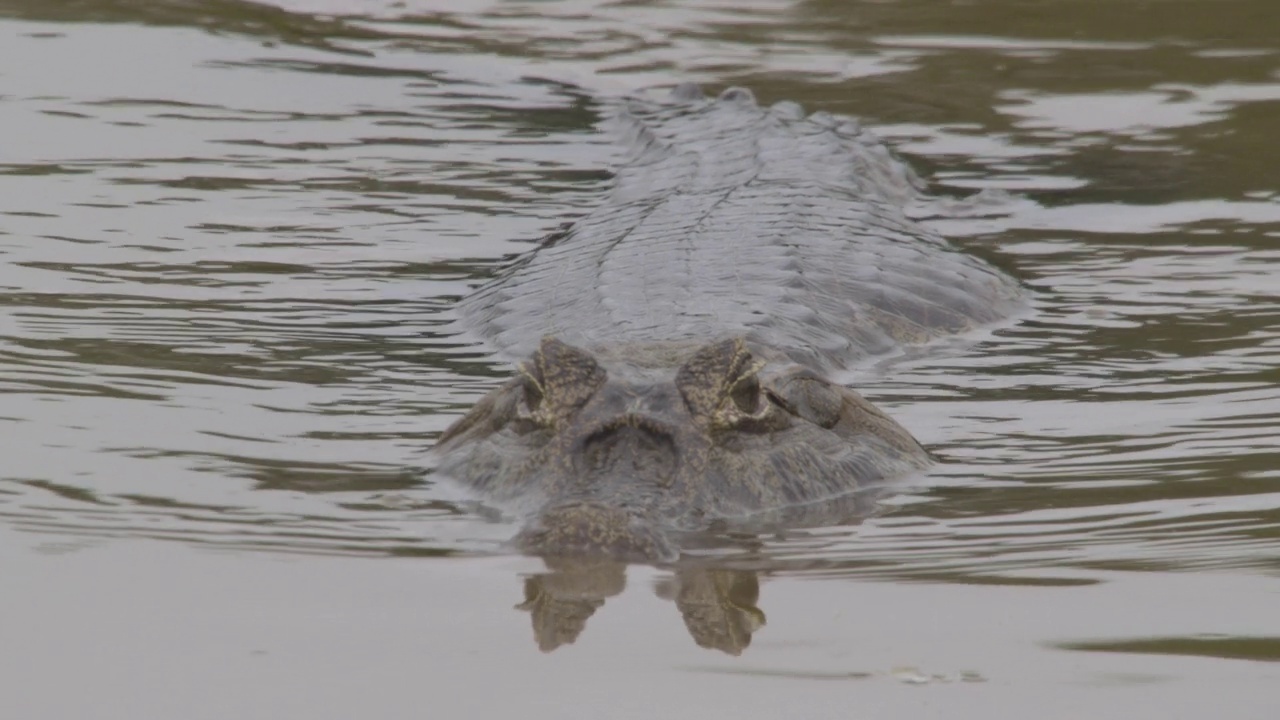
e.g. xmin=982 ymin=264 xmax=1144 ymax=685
xmin=666 ymin=566 xmax=767 ymax=655
xmin=520 ymin=558 xmax=766 ymax=656
xmin=1057 ymin=636 xmax=1280 ymax=663
xmin=0 ymin=4 xmax=1279 ymax=706
xmin=519 ymin=558 xmax=627 ymax=653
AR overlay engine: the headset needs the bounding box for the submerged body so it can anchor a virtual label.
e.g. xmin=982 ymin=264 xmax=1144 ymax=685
xmin=436 ymin=84 xmax=1024 ymax=561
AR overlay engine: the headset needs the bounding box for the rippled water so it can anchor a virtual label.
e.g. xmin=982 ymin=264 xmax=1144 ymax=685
xmin=2 ymin=0 xmax=1279 ymax=717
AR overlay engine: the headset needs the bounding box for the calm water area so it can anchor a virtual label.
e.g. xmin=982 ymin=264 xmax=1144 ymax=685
xmin=2 ymin=0 xmax=1279 ymax=717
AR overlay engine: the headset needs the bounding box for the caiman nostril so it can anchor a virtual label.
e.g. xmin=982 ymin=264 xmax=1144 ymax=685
xmin=575 ymin=415 xmax=678 ymax=484
xmin=581 ymin=413 xmax=674 ymax=441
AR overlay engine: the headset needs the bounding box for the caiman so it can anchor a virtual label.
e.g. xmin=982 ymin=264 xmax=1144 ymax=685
xmin=435 ymin=84 xmax=1024 ymax=562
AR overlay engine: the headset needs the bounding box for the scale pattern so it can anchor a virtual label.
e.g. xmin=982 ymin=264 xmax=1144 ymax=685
xmin=456 ymin=83 xmax=1024 ymax=371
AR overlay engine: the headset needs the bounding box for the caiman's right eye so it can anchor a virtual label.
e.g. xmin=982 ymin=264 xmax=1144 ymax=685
xmin=728 ymin=372 xmax=762 ymax=414
xmin=521 ymin=376 xmax=544 ymax=413
xmin=508 ymin=376 xmax=550 ymax=436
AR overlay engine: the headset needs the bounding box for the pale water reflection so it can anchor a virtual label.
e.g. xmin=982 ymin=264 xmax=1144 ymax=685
xmin=1 ymin=0 xmax=1279 ymax=717
xmin=519 ymin=559 xmax=766 ymax=655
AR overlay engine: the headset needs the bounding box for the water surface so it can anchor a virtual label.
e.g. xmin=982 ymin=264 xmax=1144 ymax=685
xmin=2 ymin=1 xmax=1278 ymax=717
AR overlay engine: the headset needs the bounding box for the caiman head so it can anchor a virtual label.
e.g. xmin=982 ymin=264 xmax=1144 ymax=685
xmin=434 ymin=336 xmax=928 ymax=562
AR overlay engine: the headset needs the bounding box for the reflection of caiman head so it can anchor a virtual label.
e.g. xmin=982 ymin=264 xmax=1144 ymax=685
xmin=436 ymin=336 xmax=927 ymax=562
xmin=666 ymin=566 xmax=767 ymax=655
xmin=519 ymin=558 xmax=766 ymax=655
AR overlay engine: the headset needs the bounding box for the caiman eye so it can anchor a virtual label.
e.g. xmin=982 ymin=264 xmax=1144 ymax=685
xmin=675 ymin=338 xmax=785 ymax=431
xmin=521 ymin=376 xmax=544 ymax=413
xmin=729 ymin=373 xmax=761 ymax=414
xmin=511 ymin=337 xmax=607 ymax=435
xmin=510 ymin=374 xmax=550 ymax=435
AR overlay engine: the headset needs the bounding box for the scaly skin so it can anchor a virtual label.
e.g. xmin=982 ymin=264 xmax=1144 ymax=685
xmin=436 ymin=336 xmax=929 ymax=561
xmin=435 ymin=84 xmax=1024 ymax=561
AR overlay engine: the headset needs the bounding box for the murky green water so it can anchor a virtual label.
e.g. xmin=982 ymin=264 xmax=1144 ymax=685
xmin=2 ymin=0 xmax=1278 ymax=717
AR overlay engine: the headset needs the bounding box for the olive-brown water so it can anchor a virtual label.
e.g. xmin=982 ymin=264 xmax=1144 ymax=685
xmin=2 ymin=0 xmax=1278 ymax=717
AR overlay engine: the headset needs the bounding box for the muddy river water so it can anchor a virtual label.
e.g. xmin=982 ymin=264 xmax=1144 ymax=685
xmin=2 ymin=1 xmax=1278 ymax=717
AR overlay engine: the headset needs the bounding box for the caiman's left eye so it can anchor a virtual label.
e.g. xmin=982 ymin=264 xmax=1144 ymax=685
xmin=520 ymin=375 xmax=544 ymax=414
xmin=729 ymin=373 xmax=761 ymax=414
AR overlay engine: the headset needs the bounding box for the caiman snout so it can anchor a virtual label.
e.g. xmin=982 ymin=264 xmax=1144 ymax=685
xmin=510 ymin=414 xmax=683 ymax=562
xmin=512 ymin=502 xmax=678 ymax=562
xmin=573 ymin=414 xmax=679 ymax=483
